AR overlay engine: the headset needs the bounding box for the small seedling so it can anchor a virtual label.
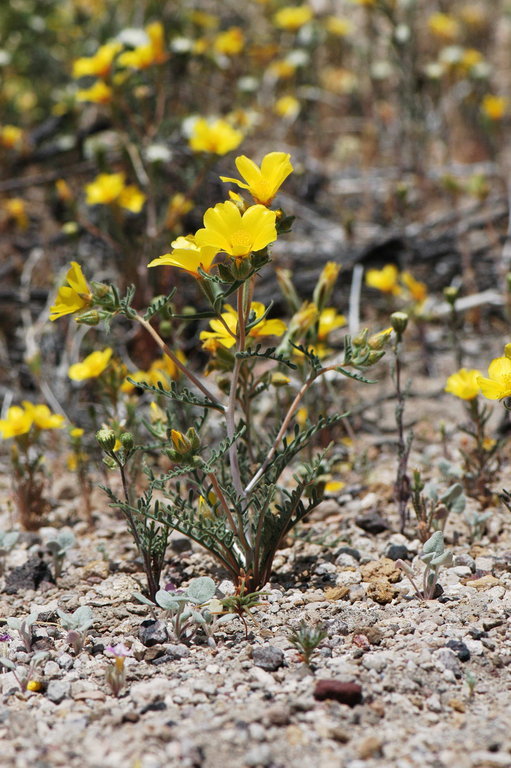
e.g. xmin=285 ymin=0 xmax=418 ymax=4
xmin=155 ymin=576 xmax=221 ymax=643
xmin=465 ymin=670 xmax=477 ymax=699
xmin=0 ymin=651 xmax=48 ymax=693
xmin=6 ymin=613 xmax=38 ymax=652
xmin=220 ymin=588 xmax=268 ymax=640
xmin=411 ymin=472 xmax=465 ymax=542
xmin=57 ymin=605 xmax=94 ymax=653
xmin=288 ymin=621 xmax=327 ymax=666
xmin=397 ymin=530 xmax=453 ymax=600
xmin=45 ymin=529 xmax=76 ymax=580
xmin=464 ymin=507 xmax=491 ymax=543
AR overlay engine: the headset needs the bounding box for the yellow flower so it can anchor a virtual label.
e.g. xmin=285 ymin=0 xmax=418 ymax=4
xmin=70 ymin=427 xmax=85 ymax=438
xmin=55 ymin=179 xmax=73 ymax=202
xmin=76 ymin=80 xmax=113 ymax=104
xmin=49 ymin=262 xmax=92 ymax=322
xmin=290 ymin=301 xmax=319 ymax=334
xmin=0 ymin=125 xmax=23 ymax=149
xmin=85 ymin=173 xmax=145 ymax=213
xmin=148 ymin=235 xmax=218 ymax=276
xmin=195 ymin=201 xmax=277 ymax=260
xmin=22 ymin=402 xmax=65 ymax=429
xmin=220 ymin=152 xmax=293 ymax=206
xmin=200 ymin=302 xmax=286 ymax=350
xmin=274 ymin=6 xmax=313 ymax=30
xmin=165 ymin=193 xmax=194 ymax=229
xmin=268 ymin=59 xmax=297 ymax=79
xmin=274 ymin=96 xmax=300 ymax=119
xmin=72 ymin=41 xmax=122 ymax=79
xmin=214 ymin=27 xmax=245 ymax=56
xmin=68 ymin=348 xmax=113 ymax=381
xmin=0 ymin=406 xmax=33 ymax=439
xmin=126 ymin=352 xmax=186 ymax=390
xmin=4 ymin=198 xmax=28 ymax=229
xmin=26 ymin=680 xmax=43 ymax=692
xmin=365 ymin=264 xmax=401 ymax=295
xmin=324 ymin=480 xmax=346 ymax=494
xmin=401 ymin=272 xmax=427 ymax=302
xmin=427 ymin=12 xmax=459 ymax=41
xmin=445 ymin=369 xmax=481 ymax=400
xmin=189 ymin=118 xmax=243 ymax=155
xmin=481 ymin=95 xmax=508 ymax=121
xmin=325 ymin=16 xmax=353 ymax=36
xmin=477 ymin=357 xmax=511 ymax=400
xmin=271 ymin=372 xmax=290 ymax=387
xmin=118 ymin=21 xmax=167 ymax=70
xmin=317 ymin=308 xmax=346 ymax=341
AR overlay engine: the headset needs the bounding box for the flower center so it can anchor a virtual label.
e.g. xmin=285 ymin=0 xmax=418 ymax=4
xmin=229 ymin=230 xmax=252 ymax=251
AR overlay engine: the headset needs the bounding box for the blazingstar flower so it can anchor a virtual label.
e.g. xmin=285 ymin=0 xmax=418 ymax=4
xmin=481 ymin=95 xmax=508 ymax=121
xmin=123 ymin=352 xmax=186 ymax=391
xmin=189 ymin=118 xmax=243 ymax=155
xmin=148 ymin=235 xmax=218 ymax=276
xmin=0 ymin=125 xmax=23 ymax=150
xmin=72 ymin=41 xmax=122 ymax=79
xmin=85 ymin=173 xmax=146 ymax=213
xmin=76 ymin=80 xmax=113 ymax=104
xmin=68 ymin=348 xmax=113 ymax=381
xmin=317 ymin=308 xmax=346 ymax=341
xmin=365 ymin=264 xmax=401 ymax=295
xmin=49 ymin=262 xmax=93 ymax=321
xmin=200 ymin=302 xmax=286 ymax=351
xmin=220 ymin=152 xmax=293 ymax=206
xmin=477 ymin=357 xmax=511 ymax=400
xmin=22 ymin=402 xmax=65 ymax=429
xmin=427 ymin=12 xmax=459 ymax=41
xmin=0 ymin=406 xmax=33 ymax=439
xmin=445 ymin=369 xmax=481 ymax=400
xmin=401 ymin=271 xmax=427 ymax=302
xmin=273 ymin=6 xmax=313 ymax=31
xmin=214 ymin=27 xmax=245 ymax=56
xmin=195 ymin=201 xmax=277 ymax=260
xmin=118 ymin=21 xmax=167 ymax=69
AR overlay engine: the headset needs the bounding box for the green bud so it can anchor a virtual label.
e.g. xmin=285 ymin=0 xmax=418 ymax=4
xmin=352 ymin=328 xmax=368 ymax=347
xmin=443 ymin=286 xmax=459 ymax=305
xmin=231 ymin=258 xmax=252 ymax=281
xmin=390 ymin=312 xmax=408 ymax=335
xmin=96 ymin=428 xmax=116 ymax=452
xmin=76 ymin=310 xmax=100 ymax=326
xmin=91 ymin=281 xmax=111 ymax=299
xmin=120 ymin=432 xmax=134 ymax=451
xmin=506 ymin=273 xmax=511 ymax=292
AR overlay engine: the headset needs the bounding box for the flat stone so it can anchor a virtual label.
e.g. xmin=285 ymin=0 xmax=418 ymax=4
xmin=355 ymin=512 xmax=389 ymax=535
xmin=46 ymin=680 xmax=71 ymax=704
xmin=138 ymin=619 xmax=169 ymax=647
xmin=385 ymin=544 xmax=410 ymax=561
xmin=4 ymin=556 xmax=54 ymax=594
xmin=360 ymin=558 xmax=402 ymax=583
xmin=366 ymin=580 xmax=399 ymax=604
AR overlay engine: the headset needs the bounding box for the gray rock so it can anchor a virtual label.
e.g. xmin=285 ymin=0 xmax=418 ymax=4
xmin=253 ymin=645 xmax=284 ymax=671
xmin=243 ymin=745 xmax=272 ymax=767
xmin=138 ymin=619 xmax=169 ymax=647
xmin=46 ymin=680 xmax=71 ymax=703
xmin=454 ymin=554 xmax=476 ymax=572
xmin=355 ymin=512 xmax=389 ymax=534
xmin=385 ymin=543 xmax=410 ymax=561
xmin=165 ymin=643 xmax=191 ymax=660
xmin=57 ymin=653 xmax=74 ymax=670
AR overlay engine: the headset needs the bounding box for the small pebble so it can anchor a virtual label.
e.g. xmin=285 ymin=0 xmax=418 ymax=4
xmin=253 ymin=646 xmax=284 ymax=672
xmin=313 ymin=680 xmax=363 ymax=707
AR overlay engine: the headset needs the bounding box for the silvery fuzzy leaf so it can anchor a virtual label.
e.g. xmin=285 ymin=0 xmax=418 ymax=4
xmin=422 ymin=531 xmax=444 ymax=556
xmin=420 ymin=551 xmax=435 ymax=565
xmin=132 ymin=592 xmax=155 ymax=608
xmin=424 ymin=482 xmax=438 ymax=503
xmin=180 ymin=607 xmax=192 ymax=622
xmin=431 ymin=550 xmax=453 ymax=567
xmin=155 ymin=590 xmax=181 ymax=612
xmin=0 ymin=657 xmax=15 ymax=670
xmin=192 ymin=611 xmax=206 ymax=625
xmin=186 ymin=577 xmax=216 ymax=604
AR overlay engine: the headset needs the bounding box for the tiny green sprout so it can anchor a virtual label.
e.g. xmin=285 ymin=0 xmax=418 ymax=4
xmin=45 ymin=529 xmax=76 ymax=581
xmin=465 ymin=670 xmax=477 ymax=699
xmin=220 ymin=588 xmax=268 ymax=640
xmin=288 ymin=621 xmax=327 ymax=666
xmin=57 ymin=605 xmax=94 ymax=654
xmin=6 ymin=612 xmax=38 ymax=652
xmin=155 ymin=577 xmax=220 ymax=643
xmin=464 ymin=507 xmax=491 ymax=543
xmin=397 ymin=531 xmax=453 ymax=600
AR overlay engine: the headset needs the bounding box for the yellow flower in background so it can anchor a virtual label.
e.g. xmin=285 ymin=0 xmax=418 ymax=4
xmin=4 ymin=198 xmax=28 ymax=229
xmin=0 ymin=125 xmax=23 ymax=149
xmin=268 ymin=59 xmax=297 ymax=79
xmin=70 ymin=427 xmax=85 ymax=438
xmin=0 ymin=406 xmax=33 ymax=439
xmin=72 ymin=41 xmax=122 ymax=79
xmin=325 ymin=16 xmax=353 ymax=36
xmin=124 ymin=352 xmax=186 ymax=391
xmin=148 ymin=235 xmax=218 ymax=276
xmin=189 ymin=118 xmax=243 ymax=155
xmin=220 ymin=152 xmax=293 ymax=206
xmin=365 ymin=264 xmax=401 ymax=295
xmin=317 ymin=308 xmax=346 ymax=341
xmin=481 ymin=95 xmax=508 ymax=121
xmin=200 ymin=302 xmax=286 ymax=351
xmin=165 ymin=194 xmax=194 ymax=229
xmin=195 ymin=201 xmax=277 ymax=260
xmin=214 ymin=27 xmax=245 ymax=56
xmin=85 ymin=173 xmax=145 ymax=213
xmin=274 ymin=96 xmax=300 ymax=119
xmin=22 ymin=402 xmax=65 ymax=429
xmin=274 ymin=6 xmax=313 ymax=30
xmin=118 ymin=21 xmax=167 ymax=69
xmin=68 ymin=348 xmax=113 ymax=381
xmin=401 ymin=272 xmax=427 ymax=302
xmin=477 ymin=357 xmax=511 ymax=400
xmin=49 ymin=262 xmax=92 ymax=321
xmin=428 ymin=12 xmax=459 ymax=41
xmin=290 ymin=301 xmax=319 ymax=335
xmin=76 ymin=80 xmax=113 ymax=104
xmin=445 ymin=369 xmax=481 ymax=400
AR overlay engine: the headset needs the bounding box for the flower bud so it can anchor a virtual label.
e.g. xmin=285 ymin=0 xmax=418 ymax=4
xmin=390 ymin=311 xmax=408 ymax=335
xmin=443 ymin=286 xmax=459 ymax=305
xmin=75 ymin=310 xmax=100 ymax=326
xmin=96 ymin=428 xmax=116 ymax=452
xmin=313 ymin=261 xmax=341 ymax=310
xmin=120 ymin=432 xmax=134 ymax=451
xmin=91 ymin=281 xmax=111 ymax=299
